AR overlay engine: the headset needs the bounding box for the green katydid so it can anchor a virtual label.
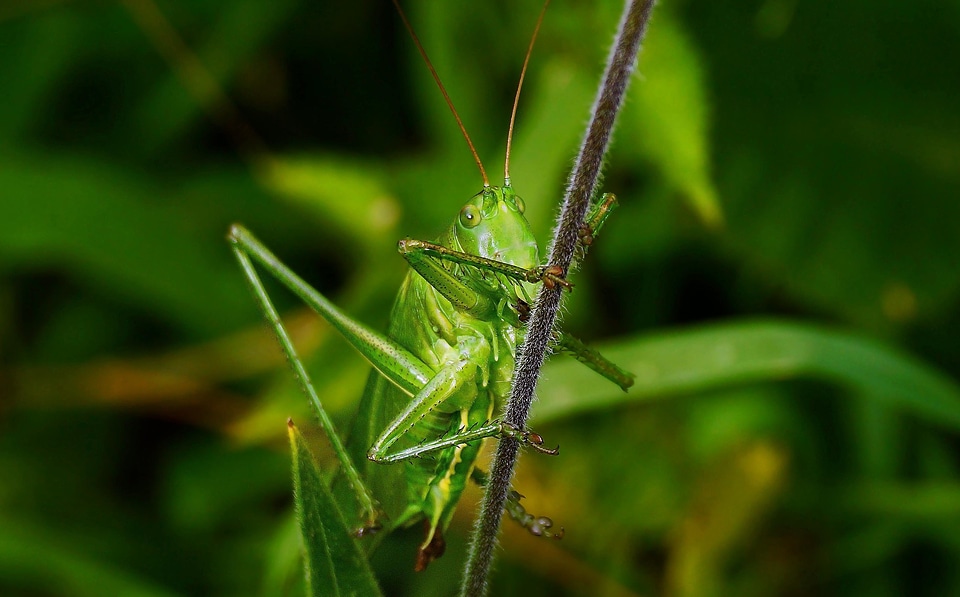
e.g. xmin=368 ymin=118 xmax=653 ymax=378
xmin=228 ymin=0 xmax=633 ymax=572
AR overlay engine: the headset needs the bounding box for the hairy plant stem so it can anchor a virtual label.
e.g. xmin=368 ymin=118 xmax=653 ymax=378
xmin=460 ymin=0 xmax=657 ymax=594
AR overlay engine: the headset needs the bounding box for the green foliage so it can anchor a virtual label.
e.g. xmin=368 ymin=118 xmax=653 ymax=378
xmin=534 ymin=320 xmax=960 ymax=428
xmin=1 ymin=0 xmax=959 ymax=596
xmin=288 ymin=421 xmax=382 ymax=597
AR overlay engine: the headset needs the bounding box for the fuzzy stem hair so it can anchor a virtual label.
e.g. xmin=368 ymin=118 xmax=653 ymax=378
xmin=460 ymin=0 xmax=658 ymax=594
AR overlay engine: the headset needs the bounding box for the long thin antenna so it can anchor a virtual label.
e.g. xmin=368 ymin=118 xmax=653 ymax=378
xmin=504 ymin=0 xmax=551 ymax=187
xmin=391 ymin=0 xmax=490 ymax=188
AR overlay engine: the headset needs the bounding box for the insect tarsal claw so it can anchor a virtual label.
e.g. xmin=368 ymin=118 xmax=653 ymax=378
xmin=531 ymin=265 xmax=573 ymax=291
xmin=527 ymin=437 xmax=559 ymax=456
xmin=355 ymin=522 xmax=383 ymax=538
xmin=578 ymin=224 xmax=595 ymax=247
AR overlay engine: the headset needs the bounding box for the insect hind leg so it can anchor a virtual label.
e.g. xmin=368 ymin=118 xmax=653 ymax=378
xmin=470 ymin=469 xmax=564 ymax=540
xmin=228 ymin=224 xmax=383 ymax=533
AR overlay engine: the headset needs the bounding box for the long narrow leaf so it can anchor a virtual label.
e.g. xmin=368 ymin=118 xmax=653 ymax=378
xmin=535 ymin=319 xmax=960 ymax=428
xmin=288 ymin=421 xmax=382 ymax=597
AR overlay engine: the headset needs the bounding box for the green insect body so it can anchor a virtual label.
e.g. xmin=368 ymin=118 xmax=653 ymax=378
xmin=341 ymin=185 xmax=540 ymax=570
xmin=229 ymin=185 xmax=628 ymax=570
xmin=228 ymin=0 xmax=633 ymax=573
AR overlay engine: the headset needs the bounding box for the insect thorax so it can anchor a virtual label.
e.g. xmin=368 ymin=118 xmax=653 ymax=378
xmin=379 ymin=267 xmax=518 ymax=529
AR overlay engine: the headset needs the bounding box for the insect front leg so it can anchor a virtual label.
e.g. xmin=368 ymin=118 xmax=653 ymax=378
xmin=399 ymin=239 xmax=573 ymax=293
xmin=395 ymin=224 xmax=634 ymax=392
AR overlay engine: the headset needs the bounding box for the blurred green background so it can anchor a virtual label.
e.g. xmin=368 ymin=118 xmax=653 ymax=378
xmin=2 ymin=0 xmax=959 ymax=595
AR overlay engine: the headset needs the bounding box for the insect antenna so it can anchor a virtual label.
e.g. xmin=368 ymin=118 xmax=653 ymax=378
xmin=504 ymin=0 xmax=551 ymax=187
xmin=390 ymin=0 xmax=490 ymax=188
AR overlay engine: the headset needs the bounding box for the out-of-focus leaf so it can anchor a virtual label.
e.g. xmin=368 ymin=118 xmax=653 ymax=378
xmin=666 ymin=441 xmax=788 ymax=597
xmin=0 ymin=12 xmax=81 ymax=143
xmin=684 ymin=386 xmax=801 ymax=462
xmin=0 ymin=520 xmax=178 ymax=597
xmin=507 ymin=61 xmax=601 ymax=234
xmin=262 ymin=513 xmax=306 ymax=597
xmin=534 ymin=320 xmax=960 ymax=428
xmin=162 ymin=441 xmax=289 ymax=532
xmin=842 ymin=483 xmax=960 ymax=520
xmin=125 ymin=0 xmax=298 ymax=156
xmin=822 ymin=522 xmax=909 ymax=585
xmin=699 ymin=0 xmax=960 ymax=326
xmin=288 ymin=420 xmax=382 ymax=597
xmin=621 ymin=11 xmax=721 ymax=227
xmin=258 ymin=155 xmax=399 ymax=254
xmin=0 ymin=154 xmax=251 ymax=337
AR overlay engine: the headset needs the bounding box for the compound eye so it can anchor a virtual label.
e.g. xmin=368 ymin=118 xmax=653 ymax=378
xmin=460 ymin=204 xmax=482 ymax=228
xmin=514 ymin=195 xmax=526 ymax=214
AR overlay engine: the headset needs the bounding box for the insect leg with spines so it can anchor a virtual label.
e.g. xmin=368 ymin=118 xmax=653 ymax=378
xmin=398 ymin=192 xmax=634 ymax=392
xmin=228 ymin=0 xmax=633 ymax=572
xmin=229 ymin=202 xmax=625 ymax=568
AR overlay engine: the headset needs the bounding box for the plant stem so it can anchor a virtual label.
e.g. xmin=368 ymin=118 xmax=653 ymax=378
xmin=460 ymin=0 xmax=657 ymax=594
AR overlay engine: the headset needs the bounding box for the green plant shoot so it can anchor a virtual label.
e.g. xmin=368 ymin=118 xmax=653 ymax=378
xmin=228 ymin=0 xmax=633 ymax=573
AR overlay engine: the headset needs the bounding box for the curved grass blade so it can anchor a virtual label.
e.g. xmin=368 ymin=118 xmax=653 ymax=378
xmin=287 ymin=420 xmax=382 ymax=597
xmin=534 ymin=319 xmax=960 ymax=429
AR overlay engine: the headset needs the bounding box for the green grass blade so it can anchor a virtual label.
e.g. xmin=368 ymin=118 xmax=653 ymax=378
xmin=535 ymin=319 xmax=960 ymax=428
xmin=287 ymin=420 xmax=382 ymax=597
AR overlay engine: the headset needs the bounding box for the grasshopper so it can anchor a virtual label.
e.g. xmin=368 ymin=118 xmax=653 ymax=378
xmin=228 ymin=0 xmax=632 ymax=571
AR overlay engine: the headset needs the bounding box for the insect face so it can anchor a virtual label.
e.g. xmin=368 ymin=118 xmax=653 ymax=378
xmin=454 ymin=186 xmax=539 ymax=272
